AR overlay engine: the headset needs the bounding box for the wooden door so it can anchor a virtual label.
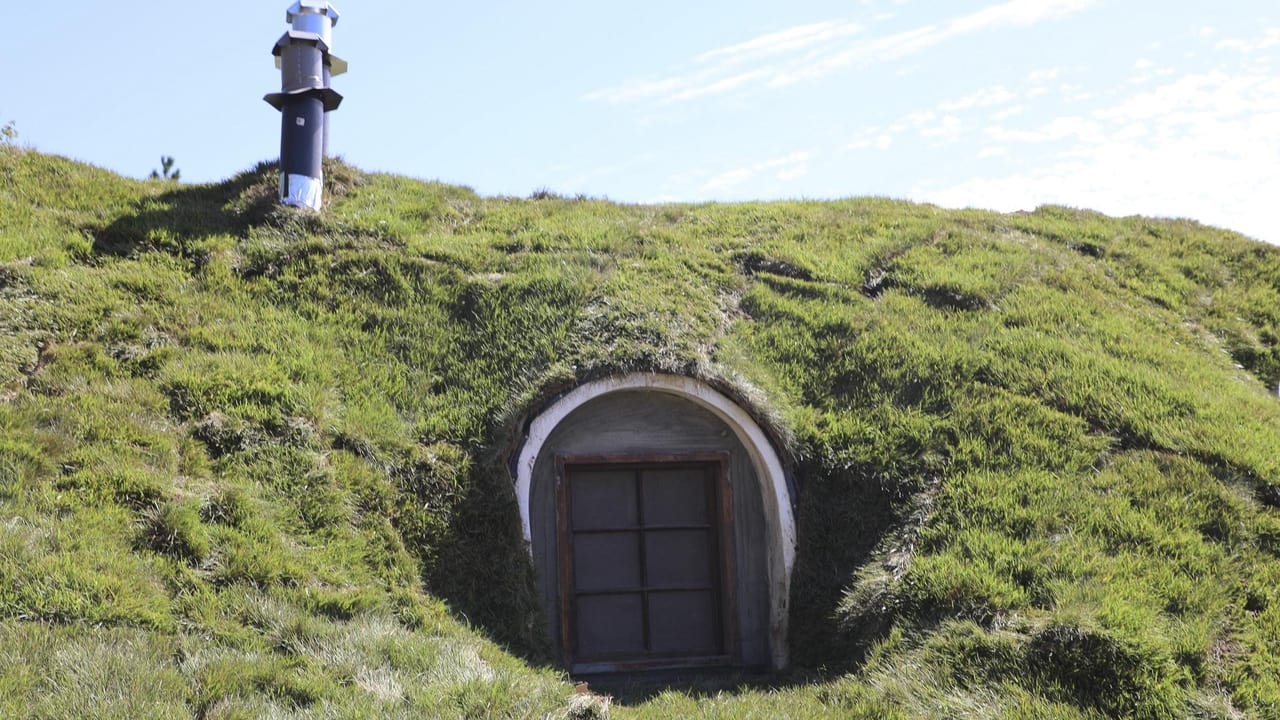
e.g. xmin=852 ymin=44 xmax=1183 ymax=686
xmin=557 ymin=455 xmax=736 ymax=672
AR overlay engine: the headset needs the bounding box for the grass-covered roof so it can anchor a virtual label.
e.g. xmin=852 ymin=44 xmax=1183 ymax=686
xmin=2 ymin=145 xmax=1279 ymax=718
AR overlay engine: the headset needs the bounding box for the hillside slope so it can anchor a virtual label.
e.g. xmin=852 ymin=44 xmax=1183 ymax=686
xmin=1 ymin=146 xmax=1279 ymax=718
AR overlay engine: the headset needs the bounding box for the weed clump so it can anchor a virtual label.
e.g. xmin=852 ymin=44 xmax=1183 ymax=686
xmin=200 ymin=486 xmax=254 ymax=528
xmin=563 ymin=689 xmax=612 ymax=720
xmin=139 ymin=499 xmax=210 ymax=564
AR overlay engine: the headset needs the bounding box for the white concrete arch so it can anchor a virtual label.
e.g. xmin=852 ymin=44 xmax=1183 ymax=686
xmin=514 ymin=372 xmax=796 ymax=668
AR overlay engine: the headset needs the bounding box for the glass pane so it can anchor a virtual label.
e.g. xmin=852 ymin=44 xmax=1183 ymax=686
xmin=570 ymin=469 xmax=637 ymax=530
xmin=576 ymin=594 xmax=645 ymax=658
xmin=648 ymin=591 xmax=720 ymax=655
xmin=574 ymin=532 xmax=641 ymax=592
xmin=640 ymin=467 xmax=710 ymax=526
xmin=644 ymin=530 xmax=714 ymax=588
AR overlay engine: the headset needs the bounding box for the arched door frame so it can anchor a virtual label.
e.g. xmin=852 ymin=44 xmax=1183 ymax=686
xmin=514 ymin=373 xmax=795 ymax=669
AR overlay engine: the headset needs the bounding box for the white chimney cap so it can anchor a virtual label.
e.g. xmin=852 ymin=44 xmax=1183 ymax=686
xmin=287 ymin=1 xmax=340 ymax=27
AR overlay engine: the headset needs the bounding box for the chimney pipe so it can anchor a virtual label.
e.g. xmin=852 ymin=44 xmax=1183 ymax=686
xmin=264 ymin=1 xmax=347 ymax=211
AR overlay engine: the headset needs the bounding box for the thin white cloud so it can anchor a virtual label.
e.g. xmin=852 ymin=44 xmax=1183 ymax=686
xmin=1216 ymin=28 xmax=1280 ymax=53
xmin=769 ymin=0 xmax=1096 ymax=88
xmin=696 ymin=21 xmax=863 ymax=64
xmin=669 ymin=69 xmax=773 ymax=102
xmin=920 ymin=115 xmax=964 ymax=141
xmin=586 ymin=0 xmax=1099 ymax=105
xmin=584 ymin=22 xmax=862 ymax=104
xmin=1058 ymin=84 xmax=1093 ymax=103
xmin=1130 ymin=58 xmax=1179 ymax=85
xmin=987 ymin=115 xmax=1102 ymax=143
xmin=860 ymin=82 xmax=1023 ymax=148
xmin=702 ymin=152 xmax=812 ymax=192
xmin=946 ymin=0 xmax=1095 ymax=34
xmin=991 ymin=104 xmax=1026 ymax=120
xmin=918 ymin=64 xmax=1280 ymax=243
xmin=1028 ymin=67 xmax=1063 ymax=83
xmin=938 ymin=85 xmax=1018 ymax=112
xmin=847 ymin=129 xmax=895 ymax=151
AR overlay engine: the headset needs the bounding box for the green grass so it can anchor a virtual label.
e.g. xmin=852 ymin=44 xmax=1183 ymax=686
xmin=1 ymin=144 xmax=1279 ymax=717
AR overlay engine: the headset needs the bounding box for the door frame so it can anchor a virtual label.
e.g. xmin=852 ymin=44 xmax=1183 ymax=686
xmin=514 ymin=374 xmax=797 ymax=670
xmin=555 ymin=452 xmax=739 ymax=673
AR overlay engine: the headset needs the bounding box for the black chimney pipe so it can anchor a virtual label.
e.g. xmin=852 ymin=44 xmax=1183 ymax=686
xmin=264 ymin=2 xmax=347 ymax=210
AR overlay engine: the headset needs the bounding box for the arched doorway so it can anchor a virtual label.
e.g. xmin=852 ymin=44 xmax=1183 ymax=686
xmin=513 ymin=374 xmax=795 ymax=672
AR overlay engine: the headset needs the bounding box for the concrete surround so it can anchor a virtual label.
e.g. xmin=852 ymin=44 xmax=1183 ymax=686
xmin=513 ymin=373 xmax=796 ymax=669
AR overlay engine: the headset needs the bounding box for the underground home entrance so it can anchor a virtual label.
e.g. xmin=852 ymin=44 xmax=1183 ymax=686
xmin=515 ymin=373 xmax=797 ymax=674
xmin=557 ymin=454 xmax=737 ymax=672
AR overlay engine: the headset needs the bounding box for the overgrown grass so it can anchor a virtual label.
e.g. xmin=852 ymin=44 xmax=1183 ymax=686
xmin=1 ymin=146 xmax=1278 ymax=717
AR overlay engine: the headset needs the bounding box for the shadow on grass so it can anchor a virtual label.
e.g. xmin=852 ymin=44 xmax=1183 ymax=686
xmin=91 ymin=162 xmax=279 ymax=258
xmin=417 ymin=459 xmax=557 ymax=663
xmin=786 ymin=464 xmax=902 ymax=670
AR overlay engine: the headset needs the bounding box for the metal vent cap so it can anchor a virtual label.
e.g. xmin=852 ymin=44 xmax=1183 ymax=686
xmin=286 ymin=1 xmax=340 ymax=47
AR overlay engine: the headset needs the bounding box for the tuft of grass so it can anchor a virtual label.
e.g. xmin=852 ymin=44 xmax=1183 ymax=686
xmin=139 ymin=498 xmax=211 ymax=563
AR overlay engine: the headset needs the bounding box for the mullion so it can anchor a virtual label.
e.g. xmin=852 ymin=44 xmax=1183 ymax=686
xmin=635 ymin=468 xmax=651 ymax=653
xmin=703 ymin=466 xmax=725 ymax=652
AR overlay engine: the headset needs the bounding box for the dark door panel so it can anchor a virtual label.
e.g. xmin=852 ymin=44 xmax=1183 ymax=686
xmin=573 ymin=532 xmax=642 ymax=592
xmin=570 ymin=469 xmax=638 ymax=529
xmin=640 ymin=468 xmax=710 ymax=525
xmin=648 ymin=591 xmax=719 ymax=655
xmin=558 ymin=455 xmax=736 ymax=672
xmin=576 ymin=594 xmax=646 ymax=656
xmin=644 ymin=530 xmax=714 ymax=588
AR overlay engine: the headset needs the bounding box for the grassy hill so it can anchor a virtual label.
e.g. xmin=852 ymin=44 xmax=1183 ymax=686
xmin=1 ymin=145 xmax=1279 ymax=718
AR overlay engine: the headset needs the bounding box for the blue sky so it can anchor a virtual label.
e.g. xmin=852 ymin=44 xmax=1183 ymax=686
xmin=6 ymin=1 xmax=1279 ymax=243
